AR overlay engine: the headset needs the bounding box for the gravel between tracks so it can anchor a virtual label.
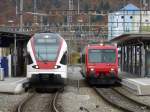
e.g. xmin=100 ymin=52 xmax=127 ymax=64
xmin=115 ymin=87 xmax=150 ymax=106
xmin=96 ymin=88 xmax=150 ymax=112
xmin=58 ymin=86 xmax=122 ymax=112
xmin=21 ymin=93 xmax=53 ymax=112
xmin=0 ymin=93 xmax=29 ymax=112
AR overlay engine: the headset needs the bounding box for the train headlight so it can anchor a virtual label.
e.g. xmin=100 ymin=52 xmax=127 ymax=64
xmin=100 ymin=43 xmax=104 ymax=46
xmin=111 ymin=68 xmax=114 ymax=71
xmin=110 ymin=68 xmax=115 ymax=72
xmin=54 ymin=65 xmax=61 ymax=69
xmin=54 ymin=65 xmax=58 ymax=69
xmin=90 ymin=68 xmax=94 ymax=71
xmin=32 ymin=65 xmax=39 ymax=69
xmin=35 ymin=65 xmax=39 ymax=69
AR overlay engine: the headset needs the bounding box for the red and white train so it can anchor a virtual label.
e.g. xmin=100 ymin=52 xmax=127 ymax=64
xmin=81 ymin=44 xmax=119 ymax=85
xmin=26 ymin=33 xmax=67 ymax=88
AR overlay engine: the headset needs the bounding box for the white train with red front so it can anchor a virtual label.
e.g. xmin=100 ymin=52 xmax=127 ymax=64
xmin=26 ymin=33 xmax=67 ymax=88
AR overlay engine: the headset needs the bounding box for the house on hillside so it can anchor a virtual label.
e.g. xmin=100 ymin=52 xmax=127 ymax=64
xmin=108 ymin=3 xmax=150 ymax=40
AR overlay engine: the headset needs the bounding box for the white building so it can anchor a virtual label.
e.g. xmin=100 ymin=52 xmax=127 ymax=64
xmin=108 ymin=4 xmax=150 ymax=40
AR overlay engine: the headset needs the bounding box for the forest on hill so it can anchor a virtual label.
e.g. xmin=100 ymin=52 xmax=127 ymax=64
xmin=0 ymin=0 xmax=140 ymax=26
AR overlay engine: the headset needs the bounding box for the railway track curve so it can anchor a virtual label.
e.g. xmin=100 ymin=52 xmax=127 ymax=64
xmin=14 ymin=90 xmax=62 ymax=112
xmin=94 ymin=87 xmax=150 ymax=112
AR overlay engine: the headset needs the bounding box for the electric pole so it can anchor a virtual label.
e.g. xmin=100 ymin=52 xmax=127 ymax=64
xmin=16 ymin=0 xmax=18 ymax=15
xmin=67 ymin=0 xmax=74 ymax=64
xmin=33 ymin=0 xmax=39 ymax=32
xmin=20 ymin=0 xmax=23 ymax=32
xmin=67 ymin=0 xmax=74 ymax=27
xmin=34 ymin=0 xmax=38 ymax=24
xmin=78 ymin=0 xmax=80 ymax=14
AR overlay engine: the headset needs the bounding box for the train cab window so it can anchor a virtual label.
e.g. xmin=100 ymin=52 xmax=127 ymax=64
xmin=88 ymin=49 xmax=116 ymax=63
xmin=60 ymin=52 xmax=67 ymax=65
xmin=34 ymin=36 xmax=60 ymax=61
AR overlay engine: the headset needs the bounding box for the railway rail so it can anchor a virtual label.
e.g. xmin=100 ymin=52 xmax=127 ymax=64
xmin=14 ymin=89 xmax=62 ymax=112
xmin=94 ymin=87 xmax=150 ymax=112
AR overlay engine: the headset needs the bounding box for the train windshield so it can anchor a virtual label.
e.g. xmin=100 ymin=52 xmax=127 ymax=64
xmin=88 ymin=49 xmax=116 ymax=63
xmin=34 ymin=33 xmax=60 ymax=61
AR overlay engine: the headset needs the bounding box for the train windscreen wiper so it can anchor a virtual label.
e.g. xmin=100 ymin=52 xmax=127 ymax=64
xmin=37 ymin=50 xmax=47 ymax=64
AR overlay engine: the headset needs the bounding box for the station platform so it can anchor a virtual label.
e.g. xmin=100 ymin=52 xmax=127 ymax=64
xmin=0 ymin=77 xmax=28 ymax=94
xmin=119 ymin=72 xmax=150 ymax=95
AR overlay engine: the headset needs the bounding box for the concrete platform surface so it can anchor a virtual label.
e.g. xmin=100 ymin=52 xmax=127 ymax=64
xmin=121 ymin=78 xmax=150 ymax=95
xmin=118 ymin=71 xmax=140 ymax=78
xmin=0 ymin=77 xmax=28 ymax=94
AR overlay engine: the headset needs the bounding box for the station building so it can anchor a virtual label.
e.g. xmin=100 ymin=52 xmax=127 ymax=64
xmin=108 ymin=3 xmax=150 ymax=40
xmin=108 ymin=3 xmax=150 ymax=77
xmin=0 ymin=30 xmax=30 ymax=77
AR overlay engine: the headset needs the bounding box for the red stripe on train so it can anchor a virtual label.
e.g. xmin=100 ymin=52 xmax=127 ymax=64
xmin=37 ymin=61 xmax=56 ymax=69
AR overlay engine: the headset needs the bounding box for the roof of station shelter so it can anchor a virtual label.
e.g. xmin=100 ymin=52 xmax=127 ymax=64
xmin=0 ymin=30 xmax=31 ymax=47
xmin=111 ymin=33 xmax=150 ymax=46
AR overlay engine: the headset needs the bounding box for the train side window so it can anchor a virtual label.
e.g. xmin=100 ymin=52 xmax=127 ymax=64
xmin=60 ymin=52 xmax=67 ymax=65
xmin=27 ymin=53 xmax=33 ymax=64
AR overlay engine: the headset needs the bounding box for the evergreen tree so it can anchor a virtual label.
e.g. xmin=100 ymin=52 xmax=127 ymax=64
xmin=83 ymin=1 xmax=90 ymax=10
xmin=103 ymin=1 xmax=110 ymax=11
xmin=96 ymin=0 xmax=104 ymax=12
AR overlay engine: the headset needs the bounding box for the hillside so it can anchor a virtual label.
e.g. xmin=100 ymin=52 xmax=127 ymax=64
xmin=0 ymin=0 xmax=141 ymax=26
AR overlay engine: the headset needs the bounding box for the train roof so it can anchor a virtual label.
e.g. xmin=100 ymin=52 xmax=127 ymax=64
xmin=31 ymin=32 xmax=63 ymax=40
xmin=86 ymin=44 xmax=117 ymax=49
xmin=34 ymin=32 xmax=60 ymax=37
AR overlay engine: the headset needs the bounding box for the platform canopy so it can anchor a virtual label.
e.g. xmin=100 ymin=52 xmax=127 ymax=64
xmin=111 ymin=33 xmax=150 ymax=77
xmin=111 ymin=33 xmax=150 ymax=46
xmin=0 ymin=30 xmax=31 ymax=47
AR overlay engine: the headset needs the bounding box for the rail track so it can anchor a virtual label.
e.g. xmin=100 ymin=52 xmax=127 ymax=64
xmin=94 ymin=87 xmax=150 ymax=112
xmin=14 ymin=89 xmax=62 ymax=112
